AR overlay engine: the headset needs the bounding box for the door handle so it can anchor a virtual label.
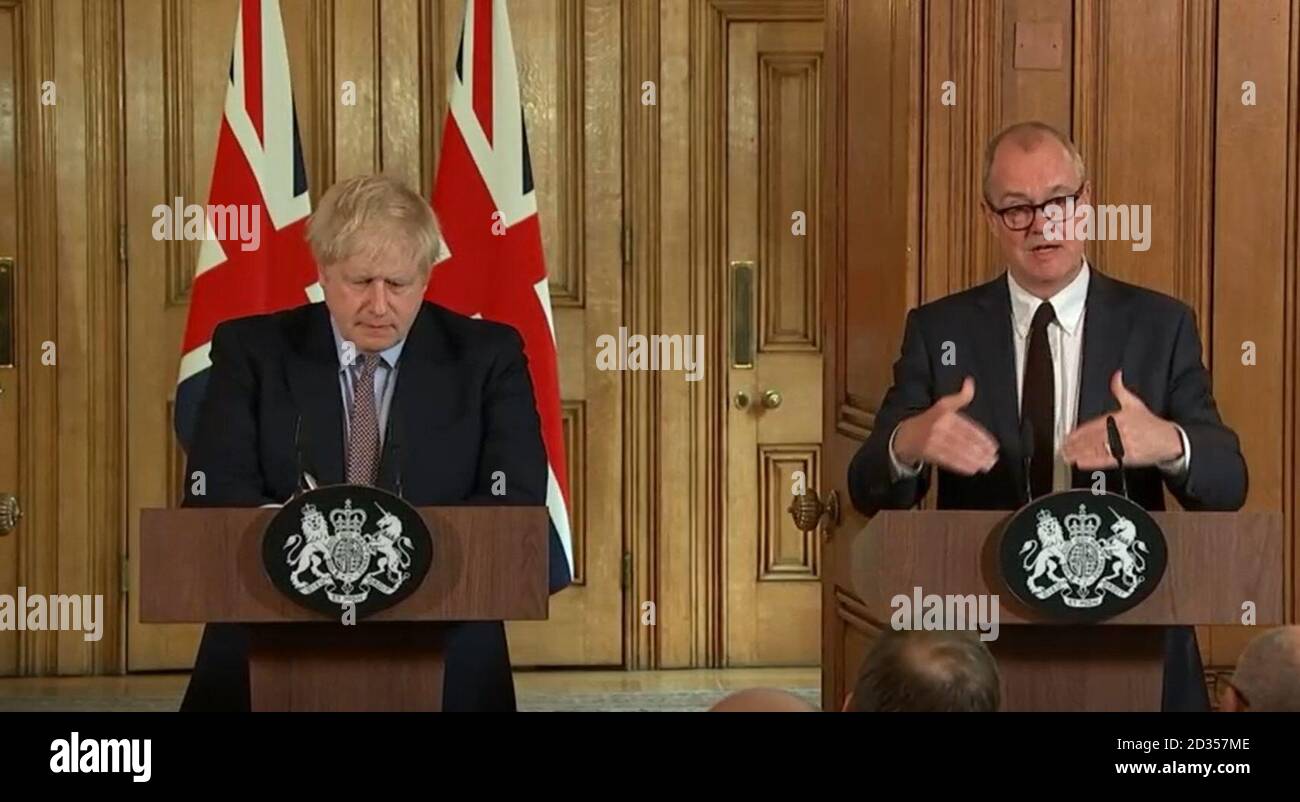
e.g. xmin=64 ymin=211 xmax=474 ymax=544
xmin=731 ymin=261 xmax=755 ymax=369
xmin=761 ymin=389 xmax=782 ymax=410
xmin=0 ymin=257 xmax=14 ymax=368
xmin=788 ymin=488 xmax=840 ymax=535
xmin=0 ymin=493 xmax=21 ymax=535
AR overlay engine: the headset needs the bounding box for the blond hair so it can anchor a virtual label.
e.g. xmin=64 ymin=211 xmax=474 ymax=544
xmin=306 ymin=174 xmax=440 ymax=270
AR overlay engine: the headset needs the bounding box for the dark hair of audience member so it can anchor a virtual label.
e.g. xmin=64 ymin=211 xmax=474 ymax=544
xmin=848 ymin=629 xmax=1000 ymax=712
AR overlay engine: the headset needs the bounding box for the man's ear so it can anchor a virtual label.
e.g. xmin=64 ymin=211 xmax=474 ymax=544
xmin=981 ymin=200 xmax=1000 ymax=235
xmin=1078 ymin=180 xmax=1092 ymax=208
xmin=1219 ymin=683 xmax=1246 ymax=712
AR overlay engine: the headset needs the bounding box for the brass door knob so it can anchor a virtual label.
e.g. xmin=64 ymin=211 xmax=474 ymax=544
xmin=788 ymin=488 xmax=840 ymax=532
xmin=761 ymin=389 xmax=783 ymax=409
xmin=734 ymin=390 xmax=751 ymax=409
xmin=0 ymin=493 xmax=21 ymax=535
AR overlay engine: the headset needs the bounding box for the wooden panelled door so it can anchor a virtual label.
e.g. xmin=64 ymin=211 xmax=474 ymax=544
xmin=817 ymin=0 xmax=919 ymax=710
xmin=123 ymin=0 xmax=623 ymax=671
xmin=0 ymin=0 xmax=124 ymax=677
xmin=725 ymin=19 xmax=824 ymax=666
xmin=0 ymin=0 xmax=20 ymax=676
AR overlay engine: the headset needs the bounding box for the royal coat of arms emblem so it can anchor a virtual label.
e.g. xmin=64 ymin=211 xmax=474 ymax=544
xmin=999 ymin=491 xmax=1167 ymax=621
xmin=262 ymin=485 xmax=433 ymax=618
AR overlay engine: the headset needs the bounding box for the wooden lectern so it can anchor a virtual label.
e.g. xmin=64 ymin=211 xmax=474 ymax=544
xmin=139 ymin=506 xmax=549 ymax=711
xmin=852 ymin=510 xmax=1283 ymax=711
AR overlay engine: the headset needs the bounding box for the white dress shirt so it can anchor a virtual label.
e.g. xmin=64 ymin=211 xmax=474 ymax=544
xmin=889 ymin=262 xmax=1190 ymax=489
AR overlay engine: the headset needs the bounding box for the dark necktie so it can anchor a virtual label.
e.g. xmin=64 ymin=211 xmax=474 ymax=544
xmin=1022 ymin=302 xmax=1056 ymax=498
xmin=346 ymin=354 xmax=381 ymax=486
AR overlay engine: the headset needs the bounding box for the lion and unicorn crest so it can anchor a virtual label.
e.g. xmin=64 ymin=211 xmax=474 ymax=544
xmin=283 ymin=499 xmax=414 ymax=608
xmin=1020 ymin=503 xmax=1150 ymax=608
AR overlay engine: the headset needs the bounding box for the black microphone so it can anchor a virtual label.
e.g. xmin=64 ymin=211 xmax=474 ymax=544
xmin=383 ymin=407 xmax=405 ymax=500
xmin=293 ymin=414 xmax=311 ymax=496
xmin=1019 ymin=418 xmax=1034 ymax=505
xmin=1106 ymin=415 xmax=1129 ymax=498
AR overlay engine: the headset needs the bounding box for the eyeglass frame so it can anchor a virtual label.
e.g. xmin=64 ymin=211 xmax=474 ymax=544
xmin=984 ymin=181 xmax=1090 ymax=232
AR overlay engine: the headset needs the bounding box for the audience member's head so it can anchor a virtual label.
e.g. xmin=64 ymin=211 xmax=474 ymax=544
xmin=844 ymin=629 xmax=1000 ymax=712
xmin=1220 ymin=626 xmax=1300 ymax=712
xmin=708 ymin=688 xmax=819 ymax=713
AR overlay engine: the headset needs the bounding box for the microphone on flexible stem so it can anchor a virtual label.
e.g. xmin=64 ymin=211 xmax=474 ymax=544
xmin=1019 ymin=418 xmax=1035 ymax=505
xmin=1106 ymin=415 xmax=1129 ymax=499
xmin=383 ymin=408 xmax=405 ymax=500
xmin=293 ymin=414 xmax=311 ymax=497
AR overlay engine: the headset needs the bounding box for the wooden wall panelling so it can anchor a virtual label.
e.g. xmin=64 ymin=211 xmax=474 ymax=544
xmin=1290 ymin=0 xmax=1300 ymax=629
xmin=578 ymin=0 xmax=624 ymax=656
xmin=922 ymin=0 xmax=1002 ymax=303
xmin=1209 ymin=0 xmax=1296 ymax=670
xmin=331 ymin=0 xmax=378 ymax=178
xmin=0 ymin=0 xmax=19 ymax=677
xmin=623 ymin=0 xmax=661 ymax=669
xmin=1073 ymin=0 xmax=1213 ymax=313
xmin=378 ymin=0 xmax=423 ymax=192
xmin=18 ymin=0 xmax=61 ymax=676
xmin=506 ymin=0 xmax=624 ymax=667
xmin=0 ymin=0 xmax=124 ymax=676
xmin=820 ymin=0 xmax=923 ymax=709
xmin=677 ymin=0 xmax=724 ymax=668
xmin=1001 ymin=0 xmax=1072 ymax=135
xmin=80 ymin=0 xmax=126 ymax=675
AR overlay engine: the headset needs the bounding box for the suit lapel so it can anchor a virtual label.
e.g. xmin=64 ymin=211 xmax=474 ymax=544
xmin=285 ymin=304 xmax=346 ymax=486
xmin=376 ymin=304 xmax=463 ymax=495
xmin=971 ymin=276 xmax=1025 ymax=481
xmin=1073 ymin=269 xmax=1132 ymax=487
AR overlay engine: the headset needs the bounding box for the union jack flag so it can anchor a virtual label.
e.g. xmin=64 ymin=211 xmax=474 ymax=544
xmin=428 ymin=0 xmax=575 ymax=590
xmin=174 ymin=0 xmax=317 ymax=448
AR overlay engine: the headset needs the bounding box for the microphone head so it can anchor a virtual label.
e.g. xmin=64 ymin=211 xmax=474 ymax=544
xmin=1106 ymin=415 xmax=1126 ymax=460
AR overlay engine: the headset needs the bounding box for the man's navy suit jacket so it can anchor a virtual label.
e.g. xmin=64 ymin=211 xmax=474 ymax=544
xmin=848 ymin=269 xmax=1249 ymax=711
xmin=180 ymin=300 xmax=562 ymax=712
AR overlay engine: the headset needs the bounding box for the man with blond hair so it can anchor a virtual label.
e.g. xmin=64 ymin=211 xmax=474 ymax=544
xmin=181 ymin=173 xmax=549 ymax=712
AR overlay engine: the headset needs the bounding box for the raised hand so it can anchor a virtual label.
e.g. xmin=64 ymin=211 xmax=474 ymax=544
xmin=1062 ymin=370 xmax=1183 ymax=469
xmin=892 ymin=376 xmax=1000 ymax=476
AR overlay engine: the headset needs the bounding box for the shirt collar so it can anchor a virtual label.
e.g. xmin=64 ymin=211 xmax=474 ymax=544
xmin=1007 ymin=261 xmax=1090 ymax=338
xmin=329 ymin=317 xmax=406 ymax=371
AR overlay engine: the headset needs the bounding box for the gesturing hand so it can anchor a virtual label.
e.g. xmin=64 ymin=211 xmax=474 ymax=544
xmin=892 ymin=377 xmax=1000 ymax=476
xmin=1061 ymin=370 xmax=1183 ymax=469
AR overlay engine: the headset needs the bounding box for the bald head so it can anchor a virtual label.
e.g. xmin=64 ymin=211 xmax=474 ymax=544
xmin=849 ymin=630 xmax=1000 ymax=712
xmin=982 ymin=121 xmax=1085 ymax=203
xmin=708 ymin=688 xmax=818 ymax=713
xmin=1224 ymin=627 xmax=1300 ymax=711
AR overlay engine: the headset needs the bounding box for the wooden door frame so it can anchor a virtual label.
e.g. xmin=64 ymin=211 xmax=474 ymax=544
xmin=2 ymin=0 xmax=126 ymax=676
xmin=621 ymin=0 xmax=822 ymax=670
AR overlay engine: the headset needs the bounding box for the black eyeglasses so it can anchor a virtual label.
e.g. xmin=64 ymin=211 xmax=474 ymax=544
xmin=987 ymin=183 xmax=1087 ymax=232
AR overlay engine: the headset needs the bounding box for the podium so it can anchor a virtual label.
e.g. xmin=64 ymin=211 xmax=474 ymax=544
xmin=139 ymin=505 xmax=549 ymax=711
xmin=852 ymin=509 xmax=1283 ymax=711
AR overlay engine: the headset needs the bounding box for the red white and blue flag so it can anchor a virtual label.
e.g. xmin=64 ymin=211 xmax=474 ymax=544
xmin=428 ymin=0 xmax=575 ymax=590
xmin=174 ymin=0 xmax=317 ymax=447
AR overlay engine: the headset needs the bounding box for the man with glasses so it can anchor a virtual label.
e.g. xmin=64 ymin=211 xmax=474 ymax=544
xmin=847 ymin=121 xmax=1248 ymax=711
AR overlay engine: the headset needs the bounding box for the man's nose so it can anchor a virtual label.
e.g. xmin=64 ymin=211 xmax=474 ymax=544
xmin=1027 ymin=206 xmax=1050 ymax=237
xmin=366 ymin=280 xmax=389 ymax=314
